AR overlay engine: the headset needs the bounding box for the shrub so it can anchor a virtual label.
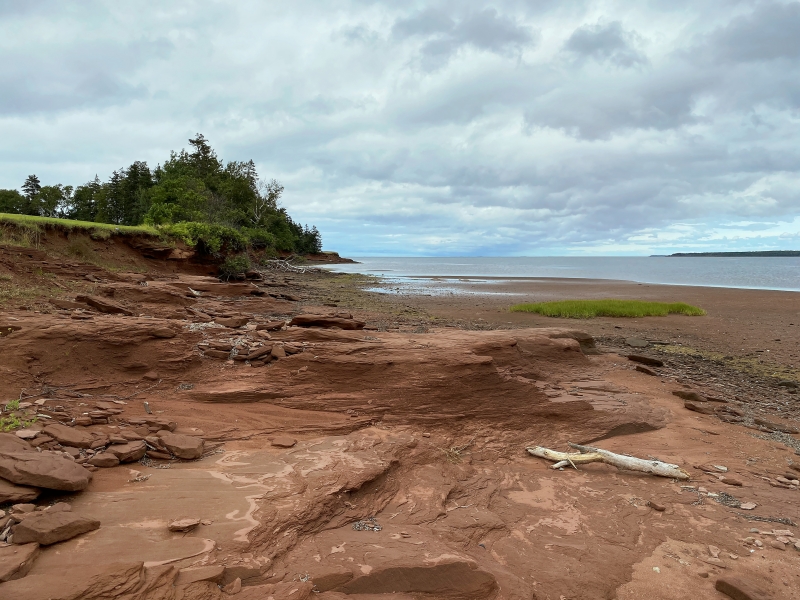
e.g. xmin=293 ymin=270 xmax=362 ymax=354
xmin=219 ymin=254 xmax=251 ymax=280
xmin=160 ymin=222 xmax=247 ymax=254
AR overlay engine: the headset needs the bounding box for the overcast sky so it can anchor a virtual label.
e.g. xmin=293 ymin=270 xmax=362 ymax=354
xmin=1 ymin=1 xmax=799 ymax=256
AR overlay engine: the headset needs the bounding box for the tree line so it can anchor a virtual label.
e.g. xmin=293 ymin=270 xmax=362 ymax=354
xmin=0 ymin=135 xmax=321 ymax=254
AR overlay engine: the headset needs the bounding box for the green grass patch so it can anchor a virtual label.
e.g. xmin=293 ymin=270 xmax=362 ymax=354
xmin=510 ymin=299 xmax=706 ymax=319
xmin=0 ymin=213 xmax=158 ymax=236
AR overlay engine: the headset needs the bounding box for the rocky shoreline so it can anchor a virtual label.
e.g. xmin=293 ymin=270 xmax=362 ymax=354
xmin=1 ymin=241 xmax=799 ymax=599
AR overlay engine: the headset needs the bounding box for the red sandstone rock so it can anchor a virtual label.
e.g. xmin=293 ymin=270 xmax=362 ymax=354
xmin=12 ymin=511 xmax=100 ymax=545
xmin=157 ymin=431 xmax=204 ymax=460
xmin=216 ymin=316 xmax=249 ymax=328
xmin=175 ymin=565 xmax=225 ymax=585
xmin=256 ymin=320 xmax=285 ymax=331
xmin=715 ymin=576 xmax=772 ymax=600
xmin=289 ymin=314 xmax=365 ymax=330
xmin=42 ymin=424 xmax=94 ymax=449
xmin=168 ymin=518 xmax=200 ymax=532
xmin=106 ymin=441 xmax=146 ymax=463
xmin=0 ymin=479 xmax=40 ymax=503
xmin=0 ymin=542 xmax=39 ymax=582
xmin=87 ymin=453 xmax=119 ymax=468
xmin=0 ymin=450 xmax=92 ymax=491
xmin=74 ymin=295 xmax=133 ymax=316
xmin=271 ymin=436 xmax=297 ymax=448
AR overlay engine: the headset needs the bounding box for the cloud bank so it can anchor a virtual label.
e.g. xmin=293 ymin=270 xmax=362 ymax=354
xmin=1 ymin=0 xmax=799 ymax=255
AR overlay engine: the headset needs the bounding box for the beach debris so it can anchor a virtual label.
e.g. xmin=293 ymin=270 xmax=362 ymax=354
xmin=352 ymin=517 xmax=382 ymax=532
xmin=526 ymin=442 xmax=690 ymax=479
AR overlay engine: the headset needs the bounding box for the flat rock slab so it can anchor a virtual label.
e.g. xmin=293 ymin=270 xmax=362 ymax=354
xmin=715 ymin=577 xmax=771 ymax=600
xmin=175 ymin=565 xmax=224 ymax=585
xmin=106 ymin=441 xmax=146 ymax=463
xmin=215 ymin=316 xmax=249 ymax=328
xmin=168 ymin=518 xmax=200 ymax=532
xmin=43 ymin=424 xmax=94 ymax=449
xmin=271 ymin=436 xmax=297 ymax=448
xmin=626 ymin=354 xmax=664 ymax=367
xmin=157 ymin=432 xmax=204 ymax=460
xmin=87 ymin=452 xmax=119 ymax=468
xmin=12 ymin=512 xmax=100 ymax=545
xmin=0 ymin=451 xmax=92 ymax=491
xmin=289 ymin=314 xmax=366 ymax=330
xmin=0 ymin=478 xmax=40 ymax=503
xmin=626 ymin=338 xmax=649 ymax=348
xmin=74 ymin=295 xmax=134 ymax=316
xmin=0 ymin=543 xmax=40 ymax=582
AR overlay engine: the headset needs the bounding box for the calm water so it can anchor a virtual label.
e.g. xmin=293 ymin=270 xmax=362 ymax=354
xmin=324 ymin=256 xmax=800 ymax=292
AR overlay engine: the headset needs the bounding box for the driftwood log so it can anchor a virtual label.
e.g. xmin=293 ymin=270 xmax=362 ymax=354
xmin=527 ymin=442 xmax=690 ymax=480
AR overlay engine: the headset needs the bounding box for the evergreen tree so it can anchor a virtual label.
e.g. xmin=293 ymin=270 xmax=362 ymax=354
xmin=21 ymin=174 xmax=42 ymax=200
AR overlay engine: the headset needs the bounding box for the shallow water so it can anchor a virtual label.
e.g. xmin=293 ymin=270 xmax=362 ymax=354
xmin=325 ymin=256 xmax=800 ymax=292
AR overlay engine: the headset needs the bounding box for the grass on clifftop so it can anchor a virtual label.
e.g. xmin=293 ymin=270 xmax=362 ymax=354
xmin=0 ymin=213 xmax=158 ymax=236
xmin=510 ymin=299 xmax=706 ymax=319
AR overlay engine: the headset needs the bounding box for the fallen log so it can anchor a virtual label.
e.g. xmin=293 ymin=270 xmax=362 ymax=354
xmin=526 ymin=442 xmax=690 ymax=480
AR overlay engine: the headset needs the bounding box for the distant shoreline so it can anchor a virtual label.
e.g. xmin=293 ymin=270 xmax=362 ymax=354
xmin=665 ymin=250 xmax=800 ymax=257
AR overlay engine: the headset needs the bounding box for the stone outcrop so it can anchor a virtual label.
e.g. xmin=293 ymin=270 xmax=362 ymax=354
xmin=0 ymin=543 xmax=39 ymax=582
xmin=106 ymin=441 xmax=146 ymax=463
xmin=12 ymin=512 xmax=100 ymax=545
xmin=289 ymin=314 xmax=366 ymax=330
xmin=42 ymin=424 xmax=94 ymax=449
xmin=0 ymin=447 xmax=92 ymax=492
xmin=156 ymin=432 xmax=204 ymax=460
xmin=0 ymin=479 xmax=40 ymax=503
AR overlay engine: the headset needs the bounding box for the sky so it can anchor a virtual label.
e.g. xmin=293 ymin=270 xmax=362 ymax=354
xmin=1 ymin=0 xmax=800 ymax=256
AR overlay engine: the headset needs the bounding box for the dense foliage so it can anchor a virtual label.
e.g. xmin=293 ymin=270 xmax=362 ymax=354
xmin=0 ymin=135 xmax=321 ymax=254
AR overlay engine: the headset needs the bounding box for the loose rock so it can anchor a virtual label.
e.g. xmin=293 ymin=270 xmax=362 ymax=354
xmin=42 ymin=424 xmax=94 ymax=449
xmin=0 ymin=449 xmax=92 ymax=491
xmin=0 ymin=479 xmax=40 ymax=504
xmin=626 ymin=355 xmax=664 ymax=367
xmin=88 ymin=453 xmax=120 ymax=468
xmin=271 ymin=436 xmax=297 ymax=448
xmin=12 ymin=511 xmax=100 ymax=545
xmin=168 ymin=518 xmax=200 ymax=532
xmin=156 ymin=432 xmax=204 ymax=460
xmin=289 ymin=314 xmax=366 ymax=330
xmin=106 ymin=441 xmax=146 ymax=463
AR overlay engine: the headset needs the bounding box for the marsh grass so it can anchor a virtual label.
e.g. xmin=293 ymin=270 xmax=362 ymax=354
xmin=510 ymin=299 xmax=706 ymax=319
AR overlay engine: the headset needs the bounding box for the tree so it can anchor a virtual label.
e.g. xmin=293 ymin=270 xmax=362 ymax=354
xmin=71 ymin=176 xmax=102 ymax=221
xmin=0 ymin=189 xmax=26 ymax=214
xmin=21 ymin=175 xmax=42 ymax=200
xmin=251 ymin=178 xmax=284 ymax=226
xmin=37 ymin=184 xmax=73 ymax=218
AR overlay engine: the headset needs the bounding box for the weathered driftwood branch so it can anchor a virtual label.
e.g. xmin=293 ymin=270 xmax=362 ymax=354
xmin=526 ymin=442 xmax=690 ymax=480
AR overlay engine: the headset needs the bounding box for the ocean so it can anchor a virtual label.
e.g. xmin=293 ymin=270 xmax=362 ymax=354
xmin=322 ymin=256 xmax=800 ymax=292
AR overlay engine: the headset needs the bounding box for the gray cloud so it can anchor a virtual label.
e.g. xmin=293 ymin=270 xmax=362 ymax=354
xmin=393 ymin=7 xmax=536 ymax=70
xmin=564 ymin=20 xmax=647 ymax=67
xmin=701 ymin=1 xmax=800 ymax=63
xmin=0 ymin=0 xmax=799 ymax=256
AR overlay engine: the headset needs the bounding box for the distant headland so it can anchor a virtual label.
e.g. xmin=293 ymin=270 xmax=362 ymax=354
xmin=663 ymin=250 xmax=800 ymax=257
